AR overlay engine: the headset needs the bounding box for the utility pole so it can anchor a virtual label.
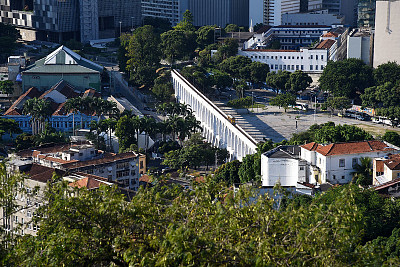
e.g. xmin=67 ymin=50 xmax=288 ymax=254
xmin=119 ymin=21 xmax=122 ymax=36
xmin=131 ymin=17 xmax=135 ymax=32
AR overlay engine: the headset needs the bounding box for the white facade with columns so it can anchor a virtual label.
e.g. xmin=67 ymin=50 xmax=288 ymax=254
xmin=172 ymin=70 xmax=258 ymax=161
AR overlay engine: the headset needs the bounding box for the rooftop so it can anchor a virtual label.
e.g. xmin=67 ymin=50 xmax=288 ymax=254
xmin=316 ymin=39 xmax=336 ymax=49
xmin=301 ymin=141 xmax=397 ymax=156
xmin=62 ymin=152 xmax=141 ymax=169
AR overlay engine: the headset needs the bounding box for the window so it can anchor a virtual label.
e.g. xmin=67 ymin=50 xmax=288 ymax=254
xmin=27 ymin=210 xmax=31 ymax=218
xmin=321 ymin=55 xmax=324 ymax=60
xmin=352 ymin=158 xmax=358 ymax=167
xmin=131 ymin=170 xmax=136 ymax=176
xmin=310 ymin=55 xmax=313 ymax=59
xmin=140 ymin=161 xmax=144 ymax=169
xmin=319 ymin=158 xmax=321 ymax=164
xmin=397 ymin=173 xmax=400 ymax=178
xmin=301 ymin=65 xmax=304 ymax=70
xmin=321 ymin=65 xmax=324 ymax=70
xmin=339 ymin=159 xmax=345 ymax=167
xmin=300 ymin=166 xmax=304 ymax=170
xmin=315 ymin=65 xmax=318 ymax=70
xmin=310 ymin=65 xmax=313 ymax=70
xmin=316 ymin=55 xmax=318 ymax=60
xmin=332 ymin=175 xmax=336 ymax=180
xmin=342 ymin=176 xmax=345 ymax=180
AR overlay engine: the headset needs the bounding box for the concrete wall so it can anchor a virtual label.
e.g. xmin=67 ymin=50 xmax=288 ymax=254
xmin=374 ymin=0 xmax=400 ymax=68
xmin=261 ymin=155 xmax=305 ymax=187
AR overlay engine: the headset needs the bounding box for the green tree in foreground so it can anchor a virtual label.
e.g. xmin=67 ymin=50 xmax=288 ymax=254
xmin=10 ymin=182 xmax=398 ymax=266
xmin=374 ymin=61 xmax=400 ymax=86
xmin=326 ymin=96 xmax=352 ymax=116
xmin=352 ymin=157 xmax=373 ymax=186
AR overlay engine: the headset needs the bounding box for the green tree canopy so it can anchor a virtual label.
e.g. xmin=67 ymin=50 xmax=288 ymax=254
xmin=224 ymin=24 xmax=240 ymax=32
xmin=219 ymin=55 xmax=252 ymax=79
xmin=0 ymin=80 xmax=14 ymax=95
xmin=161 ymin=29 xmax=197 ymax=63
xmin=213 ymin=38 xmax=238 ymax=63
xmin=286 ymin=70 xmax=312 ymax=94
xmin=382 ymin=131 xmax=400 ymax=147
xmin=265 ymin=70 xmax=291 ymax=93
xmin=249 ymin=61 xmax=270 ymax=85
xmin=374 ymin=61 xmax=400 ymax=86
xmin=269 ymin=93 xmax=296 ymax=112
xmin=126 ymin=25 xmax=161 ymax=88
xmin=326 ymin=96 xmax=352 ymax=115
xmin=319 ymin=58 xmax=374 ymax=98
xmin=0 ymin=23 xmax=20 ymax=62
xmin=361 ymin=82 xmax=400 ymax=109
xmin=196 ymin=25 xmax=217 ymax=49
xmin=174 ymin=10 xmax=195 ymax=32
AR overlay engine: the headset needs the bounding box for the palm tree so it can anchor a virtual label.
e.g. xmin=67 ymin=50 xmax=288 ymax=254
xmin=23 ymin=98 xmax=52 ymax=135
xmin=104 ymin=118 xmax=117 ymax=151
xmin=64 ymin=98 xmax=81 ymax=135
xmin=140 ymin=116 xmax=156 ymax=152
xmin=352 ymin=157 xmax=373 ymax=186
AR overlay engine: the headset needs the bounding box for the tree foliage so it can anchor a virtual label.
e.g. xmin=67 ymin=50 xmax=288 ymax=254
xmin=382 ymin=131 xmax=400 ymax=147
xmin=0 ymin=23 xmax=20 ymax=62
xmin=319 ymin=58 xmax=374 ymax=98
xmin=125 ymin=25 xmax=161 ymax=87
xmin=286 ymin=70 xmax=312 ymax=94
xmin=326 ymin=96 xmax=352 ymax=115
xmin=265 ymin=70 xmax=291 ymax=93
xmin=374 ymin=61 xmax=400 ymax=86
xmin=269 ymin=93 xmax=296 ymax=112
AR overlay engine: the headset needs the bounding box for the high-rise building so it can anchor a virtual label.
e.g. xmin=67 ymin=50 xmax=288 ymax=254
xmin=322 ymin=0 xmax=358 ymax=26
xmin=358 ymin=0 xmax=376 ymax=28
xmin=264 ymin=0 xmax=300 ymax=26
xmin=373 ymin=0 xmax=400 ymax=68
xmin=308 ymin=0 xmax=323 ymax=11
xmin=0 ymin=0 xmax=141 ymax=43
xmin=141 ymin=0 xmax=188 ymax=26
xmin=141 ymin=0 xmax=249 ymax=27
xmin=188 ymin=0 xmax=249 ymax=27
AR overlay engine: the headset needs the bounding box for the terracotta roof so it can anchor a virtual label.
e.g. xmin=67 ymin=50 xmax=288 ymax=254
xmin=139 ymin=174 xmax=152 ymax=183
xmin=69 ymin=175 xmax=110 ymax=189
xmin=301 ymin=142 xmax=319 ymax=151
xmin=322 ymin=32 xmax=339 ymax=37
xmin=62 ymin=152 xmax=140 ymax=169
xmin=375 ymin=160 xmax=385 ymax=173
xmin=316 ymin=39 xmax=336 ymax=49
xmin=17 ymin=144 xmax=74 ymax=157
xmin=244 ymin=49 xmax=299 ymax=52
xmin=37 ymin=154 xmax=78 ymax=164
xmin=4 ymin=87 xmax=41 ymax=115
xmin=52 ymin=102 xmax=66 ymax=116
xmin=302 ymin=141 xmax=396 ymax=156
xmin=23 ymin=163 xmax=65 ymax=183
xmin=384 ymin=156 xmax=400 ymax=170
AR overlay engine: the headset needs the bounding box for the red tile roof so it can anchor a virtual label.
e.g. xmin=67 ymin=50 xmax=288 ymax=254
xmin=4 ymin=87 xmax=41 ymax=115
xmin=301 ymin=141 xmax=396 ymax=156
xmin=69 ymin=176 xmax=109 ymax=189
xmin=37 ymin=154 xmax=78 ymax=164
xmin=316 ymin=39 xmax=336 ymax=49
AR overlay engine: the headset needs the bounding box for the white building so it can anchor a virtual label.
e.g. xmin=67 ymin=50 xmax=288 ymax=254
xmin=300 ymin=141 xmax=398 ymax=184
xmin=373 ymin=0 xmax=400 ymax=68
xmin=141 ymin=0 xmax=188 ymax=26
xmin=282 ymin=10 xmax=344 ymax=26
xmin=261 ymin=141 xmax=400 ymax=191
xmin=238 ymin=47 xmax=328 ymax=74
xmin=373 ymin=154 xmax=400 ymax=186
xmin=347 ymin=28 xmax=372 ymax=65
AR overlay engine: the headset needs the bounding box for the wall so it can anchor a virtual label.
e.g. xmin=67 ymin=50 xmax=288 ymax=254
xmin=261 ymin=155 xmax=304 ymax=187
xmin=374 ymin=0 xmax=400 ymax=68
xmin=172 ymin=70 xmax=257 ymax=161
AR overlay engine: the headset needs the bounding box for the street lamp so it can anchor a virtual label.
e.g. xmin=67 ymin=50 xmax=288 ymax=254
xmin=119 ymin=21 xmax=122 ymax=36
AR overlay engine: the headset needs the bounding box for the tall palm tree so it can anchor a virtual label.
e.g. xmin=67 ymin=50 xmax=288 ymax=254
xmin=23 ymin=98 xmax=52 ymax=135
xmin=140 ymin=116 xmax=156 ymax=152
xmin=64 ymin=98 xmax=81 ymax=135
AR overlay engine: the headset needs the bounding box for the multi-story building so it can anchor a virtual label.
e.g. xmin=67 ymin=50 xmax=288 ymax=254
xmin=321 ymin=0 xmax=358 ymax=26
xmin=141 ymin=0 xmax=188 ymax=26
xmin=239 ymin=47 xmax=329 ymax=74
xmin=282 ymin=10 xmax=345 ymax=26
xmin=358 ymin=0 xmax=376 ymax=28
xmin=141 ymin=0 xmax=249 ymax=27
xmin=373 ymin=0 xmax=400 ymax=68
xmin=373 ymin=154 xmax=400 ymax=186
xmin=0 ymin=0 xmax=141 ymax=43
xmin=347 ymin=28 xmax=373 ymax=65
xmin=189 ymin=0 xmax=249 ymax=27
xmin=264 ymin=0 xmax=300 ymax=26
xmin=15 ymin=143 xmax=146 ymax=190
